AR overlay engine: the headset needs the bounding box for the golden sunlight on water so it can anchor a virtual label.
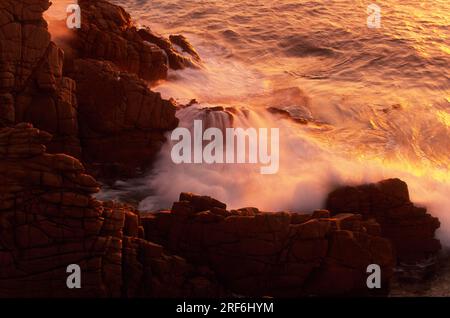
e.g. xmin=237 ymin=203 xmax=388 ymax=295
xmin=102 ymin=0 xmax=449 ymax=245
xmin=437 ymin=110 xmax=450 ymax=128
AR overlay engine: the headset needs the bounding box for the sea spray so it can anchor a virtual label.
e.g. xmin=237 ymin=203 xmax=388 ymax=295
xmin=99 ymin=0 xmax=449 ymax=246
xmin=170 ymin=119 xmax=280 ymax=174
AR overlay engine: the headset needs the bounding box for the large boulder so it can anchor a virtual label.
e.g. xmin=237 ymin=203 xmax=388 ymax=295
xmin=0 ymin=0 xmax=80 ymax=157
xmin=326 ymin=178 xmax=441 ymax=263
xmin=57 ymin=0 xmax=201 ymax=81
xmin=68 ymin=58 xmax=179 ymax=179
xmin=65 ymin=0 xmax=168 ymax=82
xmin=141 ymin=193 xmax=396 ymax=296
xmin=1 ymin=0 xmax=185 ymax=180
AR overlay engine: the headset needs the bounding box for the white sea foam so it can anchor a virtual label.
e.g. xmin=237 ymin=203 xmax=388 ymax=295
xmin=93 ymin=0 xmax=449 ymax=244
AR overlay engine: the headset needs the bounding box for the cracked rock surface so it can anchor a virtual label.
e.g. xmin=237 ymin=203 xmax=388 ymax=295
xmin=0 ymin=124 xmax=224 ymax=298
xmin=142 ymin=193 xmax=396 ymax=296
xmin=326 ymin=179 xmax=441 ymax=263
xmin=0 ymin=0 xmax=188 ymax=180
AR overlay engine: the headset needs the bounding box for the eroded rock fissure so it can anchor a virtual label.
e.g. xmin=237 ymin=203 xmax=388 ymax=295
xmin=0 ymin=0 xmax=441 ymax=298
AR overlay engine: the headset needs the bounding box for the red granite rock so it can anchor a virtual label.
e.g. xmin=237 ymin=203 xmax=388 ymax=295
xmin=68 ymin=58 xmax=178 ymax=179
xmin=0 ymin=0 xmax=80 ymax=157
xmin=59 ymin=0 xmax=201 ymax=80
xmin=1 ymin=0 xmax=182 ymax=180
xmin=0 ymin=124 xmax=223 ymax=298
xmin=169 ymin=34 xmax=201 ymax=62
xmin=326 ymin=178 xmax=441 ymax=263
xmin=65 ymin=0 xmax=168 ymax=82
xmin=138 ymin=28 xmax=200 ymax=70
xmin=142 ymin=193 xmax=396 ymax=296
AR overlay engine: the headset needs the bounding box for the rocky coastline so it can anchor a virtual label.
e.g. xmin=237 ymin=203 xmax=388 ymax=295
xmin=0 ymin=0 xmax=442 ymax=297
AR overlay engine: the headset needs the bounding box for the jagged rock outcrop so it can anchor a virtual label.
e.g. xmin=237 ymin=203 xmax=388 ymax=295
xmin=0 ymin=124 xmax=223 ymax=297
xmin=141 ymin=193 xmax=396 ymax=296
xmin=59 ymin=0 xmax=201 ymax=80
xmin=137 ymin=28 xmax=200 ymax=71
xmin=65 ymin=0 xmax=168 ymax=82
xmin=169 ymin=34 xmax=201 ymax=62
xmin=1 ymin=124 xmax=443 ymax=298
xmin=326 ymin=178 xmax=441 ymax=263
xmin=68 ymin=58 xmax=178 ymax=179
xmin=0 ymin=0 xmax=80 ymax=157
xmin=0 ymin=0 xmax=442 ymax=299
xmin=1 ymin=0 xmax=185 ymax=180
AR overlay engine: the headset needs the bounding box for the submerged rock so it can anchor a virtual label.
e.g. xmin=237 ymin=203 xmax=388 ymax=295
xmin=68 ymin=58 xmax=178 ymax=179
xmin=0 ymin=0 xmax=80 ymax=157
xmin=266 ymin=106 xmax=309 ymax=124
xmin=138 ymin=28 xmax=201 ymax=70
xmin=0 ymin=0 xmax=443 ymax=298
xmin=169 ymin=34 xmax=201 ymax=61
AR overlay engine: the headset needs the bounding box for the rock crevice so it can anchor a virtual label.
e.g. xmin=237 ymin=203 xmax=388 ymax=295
xmin=0 ymin=124 xmax=223 ymax=298
xmin=1 ymin=0 xmax=198 ymax=180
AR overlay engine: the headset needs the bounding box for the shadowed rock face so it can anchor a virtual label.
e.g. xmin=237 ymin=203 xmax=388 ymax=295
xmin=0 ymin=0 xmax=80 ymax=157
xmin=68 ymin=0 xmax=169 ymax=82
xmin=68 ymin=58 xmax=179 ymax=179
xmin=56 ymin=0 xmax=201 ymax=79
xmin=0 ymin=0 xmax=184 ymax=180
xmin=0 ymin=124 xmax=443 ymax=298
xmin=0 ymin=0 xmax=442 ymax=298
xmin=142 ymin=193 xmax=396 ymax=297
xmin=0 ymin=124 xmax=224 ymax=298
xmin=326 ymin=178 xmax=441 ymax=263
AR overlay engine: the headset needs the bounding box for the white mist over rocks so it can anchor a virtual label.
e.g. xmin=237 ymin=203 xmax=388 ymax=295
xmin=99 ymin=0 xmax=449 ymax=245
xmin=170 ymin=119 xmax=280 ymax=174
xmin=99 ymin=43 xmax=449 ymax=244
